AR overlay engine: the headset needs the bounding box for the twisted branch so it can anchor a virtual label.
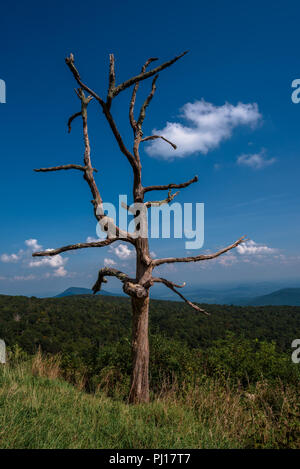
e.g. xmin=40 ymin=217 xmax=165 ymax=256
xmin=92 ymin=267 xmax=131 ymax=294
xmin=92 ymin=267 xmax=147 ymax=298
xmin=129 ymin=58 xmax=158 ymax=132
xmin=153 ymin=236 xmax=247 ymax=267
xmin=137 ymin=75 xmax=158 ymax=128
xmin=141 ymin=135 xmax=177 ymax=150
xmin=32 ymin=238 xmax=117 ymax=257
xmin=145 ymin=189 xmax=179 ymax=208
xmin=65 ymin=54 xmax=104 ymax=105
xmin=151 ymin=277 xmax=209 ymax=315
xmin=68 ymin=111 xmax=82 ymax=133
xmin=34 ymin=164 xmax=88 ymax=173
xmin=143 ymin=175 xmax=198 ymax=194
xmin=113 ymin=51 xmax=188 ymax=98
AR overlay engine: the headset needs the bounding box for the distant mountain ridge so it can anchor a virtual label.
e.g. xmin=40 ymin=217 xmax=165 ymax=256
xmin=243 ymin=288 xmax=300 ymax=306
xmin=55 ymin=287 xmax=122 ymax=298
xmin=152 ymin=283 xmax=298 ymax=305
xmin=54 ymin=286 xmax=300 ymax=306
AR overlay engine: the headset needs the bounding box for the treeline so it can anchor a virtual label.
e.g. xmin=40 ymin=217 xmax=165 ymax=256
xmin=0 ymin=294 xmax=299 ymax=355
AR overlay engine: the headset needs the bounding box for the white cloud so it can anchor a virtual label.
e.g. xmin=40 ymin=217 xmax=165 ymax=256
xmin=1 ymin=238 xmax=41 ymax=263
xmin=188 ymin=239 xmax=278 ymax=270
xmin=104 ymin=258 xmax=116 ymax=266
xmin=146 ymin=100 xmax=261 ymax=159
xmin=13 ymin=274 xmax=36 ymax=281
xmin=237 ymin=150 xmax=276 ymax=169
xmin=86 ymin=236 xmax=100 ymax=243
xmin=25 ymin=239 xmax=42 ymax=251
xmin=236 ymin=240 xmax=276 ymax=255
xmin=0 ymin=239 xmax=70 ymax=278
xmin=218 ymin=252 xmax=238 ymax=266
xmin=109 ymin=244 xmax=135 ymax=260
xmin=150 ymin=251 xmax=157 ymax=258
xmin=1 ymin=253 xmax=22 ymax=263
xmin=29 ymin=253 xmax=66 ymax=268
xmin=53 ymin=266 xmax=68 ymax=277
xmin=27 ymin=243 xmax=69 ymax=277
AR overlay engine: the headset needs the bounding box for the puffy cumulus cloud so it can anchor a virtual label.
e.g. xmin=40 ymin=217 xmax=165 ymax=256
xmin=28 ymin=253 xmax=66 ymax=268
xmin=237 ymin=150 xmax=276 ymax=169
xmin=0 ymin=239 xmax=69 ymax=278
xmin=1 ymin=253 xmax=22 ymax=263
xmin=29 ymin=250 xmax=68 ymax=277
xmin=25 ymin=239 xmax=42 ymax=251
xmin=104 ymin=258 xmax=116 ymax=266
xmin=145 ymin=100 xmax=261 ymax=159
xmin=236 ymin=240 xmax=276 ymax=256
xmin=109 ymin=244 xmax=135 ymax=260
xmin=187 ymin=239 xmax=278 ymax=271
xmin=53 ymin=266 xmax=68 ymax=277
xmin=1 ymin=238 xmax=41 ymax=264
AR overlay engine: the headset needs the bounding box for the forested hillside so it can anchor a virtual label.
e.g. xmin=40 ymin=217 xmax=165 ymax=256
xmin=1 ymin=294 xmax=300 ymax=448
xmin=0 ymin=294 xmax=299 ymax=355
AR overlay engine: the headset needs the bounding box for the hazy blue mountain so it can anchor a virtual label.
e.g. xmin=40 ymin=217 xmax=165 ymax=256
xmin=151 ymin=282 xmax=290 ymax=305
xmin=55 ymin=287 xmax=121 ymax=298
xmin=54 ymin=284 xmax=300 ymax=306
xmin=242 ymin=288 xmax=300 ymax=306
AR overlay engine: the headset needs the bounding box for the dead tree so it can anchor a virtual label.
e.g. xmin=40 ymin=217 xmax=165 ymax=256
xmin=33 ymin=51 xmax=246 ymax=404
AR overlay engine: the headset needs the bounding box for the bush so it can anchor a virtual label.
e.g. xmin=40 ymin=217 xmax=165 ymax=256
xmin=204 ymin=332 xmax=300 ymax=386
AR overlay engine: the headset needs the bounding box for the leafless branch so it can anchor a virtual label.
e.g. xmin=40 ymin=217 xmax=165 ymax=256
xmin=67 ymin=111 xmax=82 ymax=133
xmin=145 ymin=189 xmax=179 ymax=208
xmin=65 ymin=52 xmax=189 ymax=195
xmin=129 ymin=57 xmax=158 ymax=132
xmin=101 ymin=104 xmax=140 ymax=178
xmin=65 ymin=53 xmax=142 ymax=177
xmin=92 ymin=267 xmax=132 ymax=294
xmin=35 ymin=83 xmax=133 ymax=244
xmin=65 ymin=54 xmax=105 ymax=105
xmin=141 ymin=135 xmax=177 ymax=150
xmin=78 ymin=89 xmax=134 ymax=241
xmin=143 ymin=175 xmax=198 ymax=194
xmin=92 ymin=267 xmax=147 ymax=298
xmin=150 ymin=277 xmax=209 ymax=315
xmin=106 ymin=54 xmax=116 ymax=109
xmin=32 ymin=238 xmax=117 ymax=257
xmin=113 ymin=51 xmax=188 ymax=98
xmin=34 ymin=164 xmax=89 ymax=173
xmin=153 ymin=236 xmax=247 ymax=267
xmin=137 ymin=75 xmax=158 ymax=128
xmin=76 ymin=88 xmax=104 ymax=221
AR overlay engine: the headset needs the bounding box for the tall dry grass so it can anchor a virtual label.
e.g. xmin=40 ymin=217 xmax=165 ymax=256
xmin=0 ymin=351 xmax=299 ymax=448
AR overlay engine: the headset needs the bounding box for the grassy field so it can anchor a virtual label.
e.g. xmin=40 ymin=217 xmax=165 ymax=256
xmin=0 ymin=353 xmax=299 ymax=449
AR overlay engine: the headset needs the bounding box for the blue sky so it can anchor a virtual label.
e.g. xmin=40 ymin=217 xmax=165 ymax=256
xmin=0 ymin=0 xmax=300 ymax=296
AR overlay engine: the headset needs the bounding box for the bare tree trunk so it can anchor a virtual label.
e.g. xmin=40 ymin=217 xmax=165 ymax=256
xmin=129 ymin=235 xmax=152 ymax=404
xmin=129 ymin=293 xmax=150 ymax=404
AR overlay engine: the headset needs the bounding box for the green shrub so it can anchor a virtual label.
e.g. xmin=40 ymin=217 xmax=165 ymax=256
xmin=204 ymin=332 xmax=300 ymax=386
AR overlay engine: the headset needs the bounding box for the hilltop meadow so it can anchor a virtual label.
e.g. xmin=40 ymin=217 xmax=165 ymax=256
xmin=0 ymin=294 xmax=299 ymax=449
